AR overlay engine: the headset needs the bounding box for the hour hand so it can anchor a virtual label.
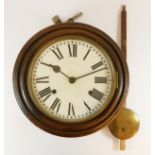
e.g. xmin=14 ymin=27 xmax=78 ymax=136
xmin=40 ymin=62 xmax=70 ymax=79
xmin=40 ymin=62 xmax=60 ymax=73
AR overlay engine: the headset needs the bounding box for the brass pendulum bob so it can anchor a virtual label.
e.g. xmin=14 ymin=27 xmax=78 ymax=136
xmin=109 ymin=108 xmax=140 ymax=150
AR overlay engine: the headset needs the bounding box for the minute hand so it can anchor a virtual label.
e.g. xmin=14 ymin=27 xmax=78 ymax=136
xmin=75 ymin=67 xmax=108 ymax=80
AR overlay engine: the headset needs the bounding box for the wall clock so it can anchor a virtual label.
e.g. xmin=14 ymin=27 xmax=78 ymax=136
xmin=13 ymin=10 xmax=129 ymax=138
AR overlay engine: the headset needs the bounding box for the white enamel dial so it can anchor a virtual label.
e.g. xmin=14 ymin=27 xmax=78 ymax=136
xmin=27 ymin=36 xmax=116 ymax=122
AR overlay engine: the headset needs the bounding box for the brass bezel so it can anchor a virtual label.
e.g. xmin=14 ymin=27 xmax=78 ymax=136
xmin=27 ymin=35 xmax=117 ymax=123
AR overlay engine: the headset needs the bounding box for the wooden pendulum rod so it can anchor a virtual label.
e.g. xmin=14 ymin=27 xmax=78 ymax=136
xmin=120 ymin=5 xmax=127 ymax=150
xmin=121 ymin=5 xmax=127 ymax=58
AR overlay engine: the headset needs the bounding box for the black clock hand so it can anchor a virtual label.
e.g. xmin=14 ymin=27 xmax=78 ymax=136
xmin=75 ymin=67 xmax=108 ymax=80
xmin=40 ymin=62 xmax=70 ymax=79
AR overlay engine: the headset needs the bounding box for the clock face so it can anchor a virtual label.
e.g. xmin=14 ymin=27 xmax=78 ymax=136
xmin=27 ymin=36 xmax=116 ymax=123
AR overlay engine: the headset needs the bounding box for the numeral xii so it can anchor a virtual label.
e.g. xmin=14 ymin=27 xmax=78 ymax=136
xmin=68 ymin=44 xmax=77 ymax=57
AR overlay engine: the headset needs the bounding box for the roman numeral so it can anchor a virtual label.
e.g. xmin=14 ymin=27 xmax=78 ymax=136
xmin=39 ymin=87 xmax=52 ymax=101
xmin=73 ymin=44 xmax=77 ymax=57
xmin=68 ymin=103 xmax=75 ymax=116
xmin=50 ymin=98 xmax=61 ymax=112
xmin=83 ymin=49 xmax=91 ymax=60
xmin=68 ymin=44 xmax=77 ymax=57
xmin=52 ymin=47 xmax=63 ymax=60
xmin=91 ymin=61 xmax=103 ymax=70
xmin=83 ymin=101 xmax=91 ymax=111
xmin=95 ymin=77 xmax=107 ymax=83
xmin=89 ymin=88 xmax=104 ymax=101
xmin=36 ymin=76 xmax=49 ymax=83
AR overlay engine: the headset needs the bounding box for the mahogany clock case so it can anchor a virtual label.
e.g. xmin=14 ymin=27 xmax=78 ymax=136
xmin=13 ymin=22 xmax=129 ymax=137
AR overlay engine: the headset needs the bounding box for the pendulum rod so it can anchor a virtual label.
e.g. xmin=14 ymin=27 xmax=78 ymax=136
xmin=121 ymin=5 xmax=127 ymax=58
xmin=120 ymin=5 xmax=127 ymax=150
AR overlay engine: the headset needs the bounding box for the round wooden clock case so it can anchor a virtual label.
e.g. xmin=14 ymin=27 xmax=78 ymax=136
xmin=13 ymin=22 xmax=129 ymax=137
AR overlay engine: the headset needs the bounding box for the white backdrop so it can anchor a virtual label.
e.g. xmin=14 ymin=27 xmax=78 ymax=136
xmin=5 ymin=0 xmax=150 ymax=155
